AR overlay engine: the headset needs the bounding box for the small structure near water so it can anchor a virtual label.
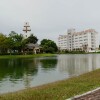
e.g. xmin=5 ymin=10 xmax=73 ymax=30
xmin=25 ymin=43 xmax=42 ymax=54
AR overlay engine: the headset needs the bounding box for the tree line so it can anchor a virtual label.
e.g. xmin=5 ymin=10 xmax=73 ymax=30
xmin=0 ymin=31 xmax=58 ymax=55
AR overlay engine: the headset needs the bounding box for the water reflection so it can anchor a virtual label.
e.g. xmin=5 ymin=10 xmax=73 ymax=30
xmin=57 ymin=54 xmax=100 ymax=76
xmin=0 ymin=59 xmax=38 ymax=84
xmin=0 ymin=54 xmax=100 ymax=93
xmin=40 ymin=57 xmax=57 ymax=71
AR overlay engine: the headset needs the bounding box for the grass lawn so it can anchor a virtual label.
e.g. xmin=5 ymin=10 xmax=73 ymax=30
xmin=0 ymin=69 xmax=100 ymax=100
xmin=0 ymin=54 xmax=56 ymax=59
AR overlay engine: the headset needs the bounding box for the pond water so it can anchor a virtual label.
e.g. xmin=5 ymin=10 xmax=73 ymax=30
xmin=0 ymin=54 xmax=100 ymax=93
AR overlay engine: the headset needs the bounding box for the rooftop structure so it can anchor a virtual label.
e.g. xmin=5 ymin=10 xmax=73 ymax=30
xmin=23 ymin=22 xmax=31 ymax=39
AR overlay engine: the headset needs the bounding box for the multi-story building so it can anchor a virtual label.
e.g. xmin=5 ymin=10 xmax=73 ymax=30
xmin=58 ymin=29 xmax=99 ymax=52
xmin=58 ymin=35 xmax=67 ymax=51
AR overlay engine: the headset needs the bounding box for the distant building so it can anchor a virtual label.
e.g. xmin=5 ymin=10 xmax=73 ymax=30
xmin=58 ymin=35 xmax=67 ymax=51
xmin=58 ymin=29 xmax=99 ymax=52
xmin=22 ymin=22 xmax=42 ymax=54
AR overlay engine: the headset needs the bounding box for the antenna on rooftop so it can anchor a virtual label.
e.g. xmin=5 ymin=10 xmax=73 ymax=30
xmin=23 ymin=22 xmax=31 ymax=33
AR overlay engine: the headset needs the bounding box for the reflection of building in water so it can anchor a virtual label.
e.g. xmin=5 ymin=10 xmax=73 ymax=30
xmin=57 ymin=55 xmax=89 ymax=76
xmin=95 ymin=54 xmax=100 ymax=69
xmin=57 ymin=55 xmax=100 ymax=77
xmin=57 ymin=55 xmax=76 ymax=76
xmin=87 ymin=54 xmax=100 ymax=71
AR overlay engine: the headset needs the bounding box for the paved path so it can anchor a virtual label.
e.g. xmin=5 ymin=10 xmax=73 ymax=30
xmin=67 ymin=88 xmax=100 ymax=100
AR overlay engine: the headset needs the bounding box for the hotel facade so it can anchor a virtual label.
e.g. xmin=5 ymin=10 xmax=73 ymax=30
xmin=58 ymin=29 xmax=99 ymax=52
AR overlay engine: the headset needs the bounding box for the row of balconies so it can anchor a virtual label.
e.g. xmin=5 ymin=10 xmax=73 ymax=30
xmin=59 ymin=41 xmax=97 ymax=49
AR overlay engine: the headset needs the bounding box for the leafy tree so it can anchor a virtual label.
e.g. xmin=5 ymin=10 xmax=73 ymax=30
xmin=4 ymin=37 xmax=14 ymax=53
xmin=21 ymin=38 xmax=29 ymax=53
xmin=40 ymin=39 xmax=58 ymax=53
xmin=40 ymin=39 xmax=48 ymax=45
xmin=9 ymin=31 xmax=23 ymax=52
xmin=27 ymin=34 xmax=38 ymax=44
xmin=0 ymin=33 xmax=8 ymax=53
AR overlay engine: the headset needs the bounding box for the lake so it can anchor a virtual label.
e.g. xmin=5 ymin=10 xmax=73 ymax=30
xmin=0 ymin=54 xmax=100 ymax=94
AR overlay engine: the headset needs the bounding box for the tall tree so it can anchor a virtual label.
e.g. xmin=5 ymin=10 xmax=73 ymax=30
xmin=0 ymin=33 xmax=8 ymax=53
xmin=27 ymin=34 xmax=38 ymax=44
xmin=40 ymin=39 xmax=58 ymax=53
xmin=5 ymin=37 xmax=14 ymax=53
xmin=9 ymin=31 xmax=23 ymax=52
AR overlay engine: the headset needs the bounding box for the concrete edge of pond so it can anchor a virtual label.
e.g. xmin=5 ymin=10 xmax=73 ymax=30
xmin=66 ymin=87 xmax=100 ymax=100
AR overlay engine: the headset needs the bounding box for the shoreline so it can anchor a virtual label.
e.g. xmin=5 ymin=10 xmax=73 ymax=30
xmin=0 ymin=54 xmax=57 ymax=59
xmin=0 ymin=53 xmax=100 ymax=59
xmin=0 ymin=69 xmax=100 ymax=100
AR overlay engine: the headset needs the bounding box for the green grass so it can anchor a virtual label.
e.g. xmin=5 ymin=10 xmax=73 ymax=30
xmin=0 ymin=54 xmax=56 ymax=59
xmin=0 ymin=69 xmax=100 ymax=100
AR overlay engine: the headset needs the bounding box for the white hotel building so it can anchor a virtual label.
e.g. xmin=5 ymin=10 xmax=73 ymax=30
xmin=58 ymin=35 xmax=68 ymax=50
xmin=58 ymin=29 xmax=99 ymax=52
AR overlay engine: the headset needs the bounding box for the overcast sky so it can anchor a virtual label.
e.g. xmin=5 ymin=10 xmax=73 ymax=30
xmin=0 ymin=0 xmax=100 ymax=43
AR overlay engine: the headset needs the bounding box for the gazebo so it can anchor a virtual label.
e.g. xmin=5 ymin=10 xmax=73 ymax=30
xmin=25 ymin=43 xmax=42 ymax=54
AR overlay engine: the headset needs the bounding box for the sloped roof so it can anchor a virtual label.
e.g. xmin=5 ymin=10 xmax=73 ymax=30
xmin=26 ymin=43 xmax=42 ymax=49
